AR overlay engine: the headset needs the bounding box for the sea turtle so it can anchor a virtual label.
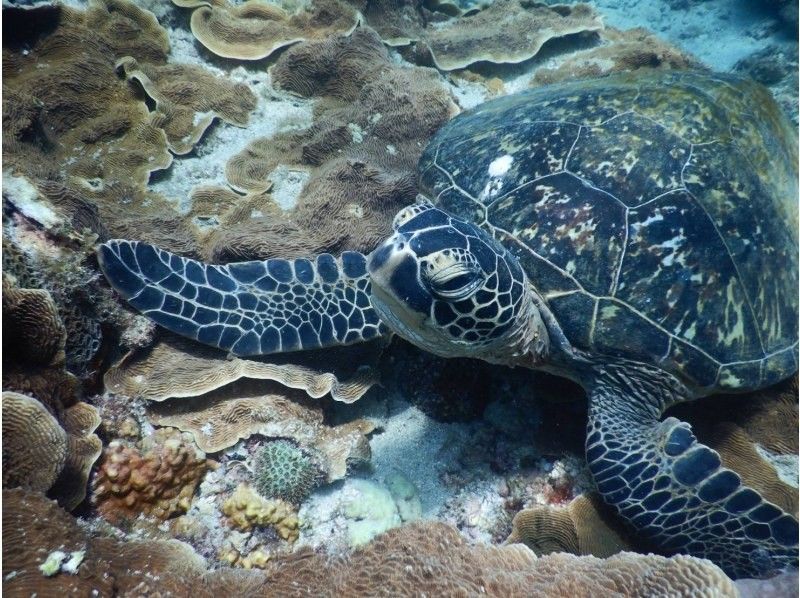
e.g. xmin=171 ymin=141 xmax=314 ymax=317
xmin=98 ymin=70 xmax=798 ymax=578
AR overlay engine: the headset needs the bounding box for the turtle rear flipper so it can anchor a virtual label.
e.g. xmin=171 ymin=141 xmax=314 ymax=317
xmin=587 ymin=362 xmax=799 ymax=579
xmin=98 ymin=240 xmax=386 ymax=356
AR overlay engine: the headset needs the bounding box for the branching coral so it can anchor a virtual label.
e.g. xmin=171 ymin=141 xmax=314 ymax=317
xmin=222 ymin=483 xmax=300 ymax=542
xmin=254 ymin=440 xmax=324 ymax=505
xmin=92 ymin=428 xmax=214 ymax=523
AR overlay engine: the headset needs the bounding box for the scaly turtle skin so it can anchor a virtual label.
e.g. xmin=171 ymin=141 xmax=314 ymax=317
xmin=98 ymin=71 xmax=798 ymax=578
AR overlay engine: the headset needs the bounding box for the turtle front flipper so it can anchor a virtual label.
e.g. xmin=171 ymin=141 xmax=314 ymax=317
xmin=586 ymin=363 xmax=798 ymax=579
xmin=98 ymin=240 xmax=387 ymax=356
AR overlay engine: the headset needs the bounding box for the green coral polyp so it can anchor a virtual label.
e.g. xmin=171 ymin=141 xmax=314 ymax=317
xmin=254 ymin=439 xmax=323 ymax=505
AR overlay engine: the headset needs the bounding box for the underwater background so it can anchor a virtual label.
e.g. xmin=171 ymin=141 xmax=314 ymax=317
xmin=2 ymin=0 xmax=798 ymax=595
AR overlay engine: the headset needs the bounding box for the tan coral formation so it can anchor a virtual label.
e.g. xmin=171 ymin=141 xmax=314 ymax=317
xmin=530 ymin=26 xmax=703 ymax=86
xmin=2 ymin=2 xmax=198 ymax=254
xmin=3 ymin=489 xmax=740 ymax=596
xmin=1 ymin=392 xmax=102 ymax=512
xmin=422 ymin=1 xmax=603 ymax=71
xmin=222 ymin=483 xmax=300 ymax=542
xmin=116 ymin=57 xmax=257 ymax=155
xmin=2 ymin=392 xmax=68 ymax=494
xmin=146 ymin=379 xmax=375 ymax=482
xmin=2 ymin=276 xmax=66 ymax=367
xmin=357 ymin=0 xmax=603 ymax=71
xmin=507 ymin=493 xmax=635 ymax=558
xmin=92 ymin=428 xmax=214 ymax=523
xmin=105 ymin=333 xmax=382 ymax=404
xmin=177 ymin=0 xmax=359 ymax=60
xmin=212 ymin=28 xmax=455 ymax=262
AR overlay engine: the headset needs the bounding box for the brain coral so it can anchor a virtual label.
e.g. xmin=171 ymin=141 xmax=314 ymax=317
xmin=507 ymin=493 xmax=635 ymax=558
xmin=2 ymin=275 xmax=66 ymax=368
xmin=92 ymin=428 xmax=213 ymax=523
xmin=254 ymin=439 xmax=324 ymax=505
xmin=2 ymin=392 xmax=68 ymax=494
xmin=2 ymin=392 xmax=102 ymax=512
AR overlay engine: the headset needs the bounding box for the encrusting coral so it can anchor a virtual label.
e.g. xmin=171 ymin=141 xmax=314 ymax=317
xmin=418 ymin=0 xmax=603 ymax=71
xmin=529 ymin=26 xmax=704 ymax=87
xmin=209 ymin=27 xmax=456 ymax=263
xmin=254 ymin=440 xmax=324 ymax=505
xmin=173 ymin=0 xmax=359 ymax=60
xmin=116 ymin=57 xmax=258 ymax=155
xmin=92 ymin=428 xmax=215 ymax=523
xmin=104 ymin=333 xmax=382 ymax=404
xmin=3 ymin=489 xmax=740 ymax=596
xmin=222 ymin=483 xmax=300 ymax=542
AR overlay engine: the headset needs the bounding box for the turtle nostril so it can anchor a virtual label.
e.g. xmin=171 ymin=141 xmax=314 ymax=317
xmin=398 ymin=242 xmax=405 ymax=250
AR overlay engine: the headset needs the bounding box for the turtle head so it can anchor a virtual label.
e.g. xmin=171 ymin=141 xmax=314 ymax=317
xmin=367 ymin=199 xmax=549 ymax=365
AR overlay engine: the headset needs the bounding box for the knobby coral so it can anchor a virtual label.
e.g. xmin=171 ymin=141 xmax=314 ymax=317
xmin=222 ymin=483 xmax=300 ymax=542
xmin=92 ymin=428 xmax=215 ymax=523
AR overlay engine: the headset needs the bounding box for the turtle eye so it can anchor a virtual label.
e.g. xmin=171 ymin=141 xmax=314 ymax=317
xmin=424 ymin=261 xmax=484 ymax=301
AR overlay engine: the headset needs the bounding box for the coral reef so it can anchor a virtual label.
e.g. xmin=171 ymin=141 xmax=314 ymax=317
xmin=211 ymin=27 xmax=456 ymax=262
xmin=507 ymin=493 xmax=635 ymax=558
xmin=419 ymin=1 xmax=603 ymax=71
xmin=1 ymin=392 xmax=102 ymax=512
xmin=175 ymin=0 xmax=359 ymax=60
xmin=104 ymin=333 xmax=382 ymax=404
xmin=145 ymin=379 xmax=375 ymax=484
xmin=3 ymin=489 xmax=741 ymax=595
xmin=116 ymin=57 xmax=258 ymax=155
xmin=530 ymin=26 xmax=704 ymax=87
xmin=92 ymin=428 xmax=214 ymax=523
xmin=222 ymin=483 xmax=299 ymax=542
xmin=359 ymin=0 xmax=603 ymax=71
xmin=2 ymin=275 xmax=66 ymax=368
xmin=2 ymin=392 xmax=68 ymax=494
xmin=254 ymin=440 xmax=324 ymax=505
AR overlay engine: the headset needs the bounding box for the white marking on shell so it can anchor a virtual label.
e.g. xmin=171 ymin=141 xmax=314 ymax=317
xmin=488 ymin=154 xmax=513 ymax=177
